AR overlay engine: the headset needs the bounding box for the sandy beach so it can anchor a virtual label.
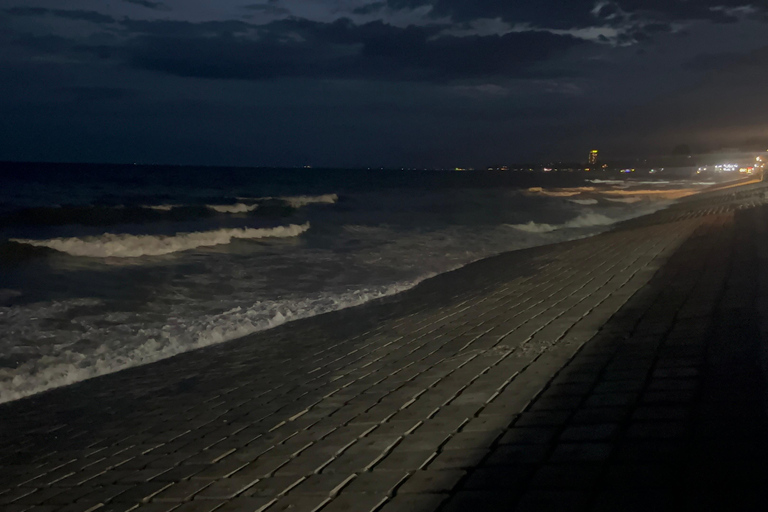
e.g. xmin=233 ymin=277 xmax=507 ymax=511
xmin=2 ymin=178 xmax=767 ymax=512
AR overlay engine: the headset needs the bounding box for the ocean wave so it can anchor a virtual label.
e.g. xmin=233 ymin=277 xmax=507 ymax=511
xmin=1 ymin=194 xmax=337 ymax=228
xmin=10 ymin=223 xmax=310 ymax=258
xmin=587 ymin=179 xmax=625 ymax=184
xmin=507 ymin=212 xmax=616 ymax=233
xmin=206 ymin=203 xmax=259 ymax=214
xmin=604 ymin=197 xmax=642 ymax=203
xmin=0 ymin=281 xmax=420 ymax=403
xmin=569 ymin=199 xmax=599 ymax=205
xmin=278 ymin=194 xmax=339 ymax=208
xmin=527 ymin=187 xmax=596 ymax=197
xmin=144 ymin=204 xmax=178 ymax=211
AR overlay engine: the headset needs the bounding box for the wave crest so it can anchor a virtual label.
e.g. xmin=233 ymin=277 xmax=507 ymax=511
xmin=279 ymin=194 xmax=338 ymax=208
xmin=0 ymin=282 xmax=418 ymax=403
xmin=206 ymin=203 xmax=259 ymax=214
xmin=10 ymin=223 xmax=310 ymax=258
xmin=507 ymin=212 xmax=616 ymax=233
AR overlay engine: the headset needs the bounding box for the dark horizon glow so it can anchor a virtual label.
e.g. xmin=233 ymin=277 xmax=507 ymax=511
xmin=1 ymin=1 xmax=767 ymax=168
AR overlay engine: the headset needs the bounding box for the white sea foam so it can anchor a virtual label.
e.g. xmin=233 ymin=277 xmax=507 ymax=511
xmin=279 ymin=194 xmax=338 ymax=208
xmin=508 ymin=221 xmax=558 ymax=233
xmin=507 ymin=212 xmax=616 ymax=233
xmin=587 ymin=179 xmax=625 ymax=184
xmin=10 ymin=223 xmax=310 ymax=258
xmin=206 ymin=203 xmax=259 ymax=214
xmin=604 ymin=197 xmax=642 ymax=203
xmin=569 ymin=199 xmax=599 ymax=205
xmin=527 ymin=187 xmax=595 ymax=197
xmin=0 ymin=281 xmax=421 ymax=404
xmin=144 ymin=204 xmax=178 ymax=211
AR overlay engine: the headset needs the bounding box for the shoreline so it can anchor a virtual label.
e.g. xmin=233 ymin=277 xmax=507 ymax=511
xmin=0 ymin=176 xmax=759 ymax=406
xmin=2 ymin=177 xmax=767 ymax=511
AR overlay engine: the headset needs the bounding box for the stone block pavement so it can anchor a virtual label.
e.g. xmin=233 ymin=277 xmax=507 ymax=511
xmin=1 ymin=183 xmax=768 ymax=511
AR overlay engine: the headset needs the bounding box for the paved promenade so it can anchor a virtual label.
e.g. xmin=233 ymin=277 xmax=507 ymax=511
xmin=2 ymin=182 xmax=767 ymax=511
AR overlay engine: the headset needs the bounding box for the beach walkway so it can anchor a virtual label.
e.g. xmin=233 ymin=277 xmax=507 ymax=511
xmin=2 ymin=183 xmax=768 ymax=512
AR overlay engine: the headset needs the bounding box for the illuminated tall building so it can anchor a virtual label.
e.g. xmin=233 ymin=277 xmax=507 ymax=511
xmin=588 ymin=150 xmax=599 ymax=165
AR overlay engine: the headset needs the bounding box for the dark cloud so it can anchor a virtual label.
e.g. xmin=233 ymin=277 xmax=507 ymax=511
xmin=4 ymin=7 xmax=115 ymax=24
xmin=121 ymin=17 xmax=585 ymax=82
xmin=242 ymin=2 xmax=291 ymax=17
xmin=386 ymin=0 xmax=766 ymax=27
xmin=121 ymin=0 xmax=169 ymax=10
xmin=352 ymin=2 xmax=387 ymax=16
xmin=58 ymin=86 xmax=135 ymax=102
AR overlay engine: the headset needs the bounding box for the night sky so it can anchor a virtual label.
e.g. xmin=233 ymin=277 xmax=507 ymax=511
xmin=1 ymin=1 xmax=767 ymax=168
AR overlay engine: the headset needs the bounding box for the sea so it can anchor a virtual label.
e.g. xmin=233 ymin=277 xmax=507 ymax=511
xmin=0 ymin=162 xmax=723 ymax=403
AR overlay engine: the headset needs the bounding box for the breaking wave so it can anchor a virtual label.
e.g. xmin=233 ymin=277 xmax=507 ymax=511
xmin=507 ymin=212 xmax=616 ymax=233
xmin=0 ymin=281 xmax=420 ymax=403
xmin=206 ymin=203 xmax=259 ymax=214
xmin=278 ymin=194 xmax=339 ymax=208
xmin=605 ymin=197 xmax=642 ymax=203
xmin=527 ymin=187 xmax=596 ymax=197
xmin=569 ymin=199 xmax=599 ymax=205
xmin=10 ymin=223 xmax=310 ymax=258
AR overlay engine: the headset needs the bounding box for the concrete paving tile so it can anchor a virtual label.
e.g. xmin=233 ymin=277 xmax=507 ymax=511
xmin=440 ymin=491 xmax=520 ymax=512
xmin=171 ymin=501 xmax=224 ymax=512
xmin=410 ymin=417 xmax=468 ymax=434
xmin=498 ymin=427 xmax=558 ymax=445
xmin=529 ymin=395 xmax=581 ymax=412
xmin=41 ymin=487 xmax=95 ymax=505
xmin=515 ymin=490 xmax=589 ymax=512
xmin=76 ymin=484 xmax=133 ymax=504
xmin=272 ymin=455 xmax=333 ymax=477
xmin=194 ymin=478 xmax=260 ymax=500
xmin=460 ymin=413 xmax=516 ymax=432
xmin=242 ymin=476 xmax=303 ymax=498
xmin=286 ymin=474 xmax=355 ymax=497
xmin=316 ymin=492 xmax=387 ymax=512
xmin=484 ymin=444 xmax=549 ymax=466
xmin=613 ymin=441 xmax=685 ymax=463
xmin=110 ymin=482 xmax=174 ymax=504
xmin=513 ymin=411 xmax=570 ymax=427
xmin=585 ymin=392 xmax=638 ymax=408
xmin=152 ymin=480 xmax=213 ymax=502
xmin=376 ymin=494 xmax=445 ymax=512
xmin=365 ymin=421 xmax=420 ymax=438
xmin=96 ymin=503 xmax=142 ymax=512
xmin=339 ymin=471 xmax=408 ymax=495
xmin=529 ymin=464 xmax=603 ymax=490
xmin=642 ymin=389 xmax=697 ymax=404
xmin=374 ymin=449 xmax=436 ymax=472
xmin=559 ymin=423 xmax=618 ymax=442
xmin=441 ymin=430 xmax=501 ymax=451
xmin=129 ymin=503 xmax=179 ymax=512
xmin=550 ymin=443 xmax=612 ymax=463
xmin=56 ymin=503 xmax=110 ymax=512
xmin=647 ymin=378 xmax=698 ymax=391
xmin=461 ymin=465 xmax=532 ymax=491
xmin=591 ymin=489 xmax=671 ymax=511
xmin=213 ymin=496 xmax=274 ymax=512
xmin=602 ymin=464 xmax=679 ymax=489
xmin=570 ymin=407 xmax=630 ymax=424
xmin=190 ymin=460 xmax=250 ymax=480
xmin=426 ymin=449 xmax=487 ymax=470
xmin=397 ymin=470 xmax=465 ymax=494
xmin=118 ymin=468 xmax=172 ymax=484
xmin=395 ymin=432 xmax=450 ymax=453
xmin=626 ymin=421 xmax=686 ymax=440
xmin=631 ymin=406 xmax=689 ymax=421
